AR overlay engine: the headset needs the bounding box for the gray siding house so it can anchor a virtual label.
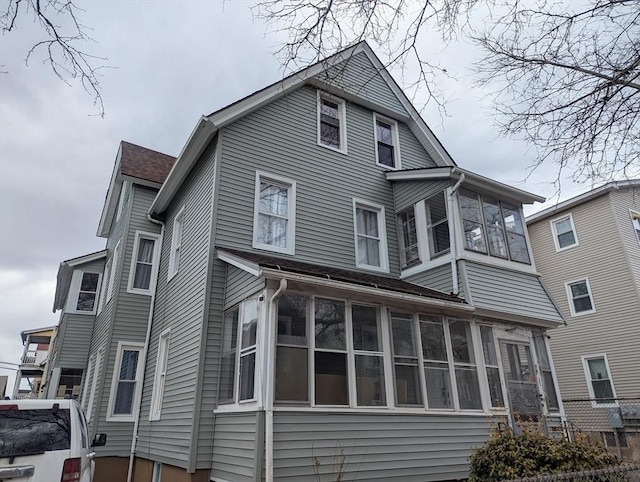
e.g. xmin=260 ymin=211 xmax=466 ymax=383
xmin=527 ymin=180 xmax=640 ymax=460
xmin=48 ymin=42 xmax=565 ymax=482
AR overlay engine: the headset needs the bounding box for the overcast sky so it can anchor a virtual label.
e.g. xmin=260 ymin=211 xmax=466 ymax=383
xmin=0 ymin=0 xmax=599 ymax=394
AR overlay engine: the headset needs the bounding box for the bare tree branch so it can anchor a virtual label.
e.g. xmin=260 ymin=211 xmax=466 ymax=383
xmin=1 ymin=0 xmax=108 ymax=116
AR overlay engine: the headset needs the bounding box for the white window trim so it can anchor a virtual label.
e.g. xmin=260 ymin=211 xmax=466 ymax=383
xmin=581 ymin=354 xmax=618 ymax=408
xmin=65 ymin=270 xmax=102 ymax=315
xmin=630 ymin=209 xmax=640 ymax=245
xmin=373 ymin=112 xmax=401 ymax=170
xmin=107 ymin=240 xmax=121 ymax=301
xmin=550 ymin=213 xmax=579 ymax=252
xmin=149 ymin=328 xmax=171 ymax=421
xmin=565 ymin=277 xmax=596 ymax=317
xmin=168 ymin=207 xmax=185 ymax=281
xmin=86 ymin=347 xmax=104 ymax=422
xmin=128 ymin=231 xmax=161 ymax=294
xmin=97 ymin=260 xmax=111 ymax=315
xmin=352 ymin=199 xmax=390 ymax=273
xmin=252 ymin=171 xmax=296 ymax=255
xmin=106 ymin=341 xmax=145 ymax=422
xmin=317 ymin=90 xmax=347 ymax=154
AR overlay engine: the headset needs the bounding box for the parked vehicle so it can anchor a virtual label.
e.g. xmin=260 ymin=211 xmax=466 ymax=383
xmin=0 ymin=399 xmax=106 ymax=481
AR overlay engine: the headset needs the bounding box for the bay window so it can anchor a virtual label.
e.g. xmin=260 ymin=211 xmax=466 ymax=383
xmin=459 ymin=190 xmax=531 ymax=264
xmin=425 ymin=193 xmax=450 ymax=258
xmin=397 ymin=207 xmax=419 ymax=268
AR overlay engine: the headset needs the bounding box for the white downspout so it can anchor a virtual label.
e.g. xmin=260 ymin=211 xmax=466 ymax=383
xmin=266 ymin=279 xmax=287 ymax=482
xmin=448 ymin=171 xmax=465 ymax=295
xmin=126 ymin=214 xmax=165 ymax=482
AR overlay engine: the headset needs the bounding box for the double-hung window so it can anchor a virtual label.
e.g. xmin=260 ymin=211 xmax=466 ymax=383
xmin=353 ymin=200 xmax=389 ymax=272
xmin=459 ymin=190 xmax=531 ymax=264
xmin=168 ymin=208 xmax=184 ymax=280
xmin=426 ymin=193 xmax=450 ymax=258
xmin=219 ymin=299 xmax=259 ymax=404
xmin=98 ymin=261 xmax=110 ymax=314
xmin=373 ymin=113 xmax=400 ymax=169
xmin=551 ymin=214 xmax=578 ymax=251
xmin=565 ymin=278 xmax=595 ymax=316
xmin=318 ymin=91 xmax=346 ymax=152
xmin=480 ymin=325 xmax=505 ymax=408
xmin=150 ymin=329 xmax=170 ymax=420
xmin=253 ymin=173 xmax=296 ymax=255
xmin=129 ymin=233 xmax=158 ymax=294
xmin=352 ymin=305 xmax=386 ymax=406
xmin=390 ymin=313 xmax=422 ymax=406
xmin=582 ymin=355 xmax=617 ymax=406
xmin=75 ymin=271 xmax=100 ymax=313
xmin=397 ymin=207 xmax=419 ymax=268
xmin=108 ymin=342 xmax=144 ymax=421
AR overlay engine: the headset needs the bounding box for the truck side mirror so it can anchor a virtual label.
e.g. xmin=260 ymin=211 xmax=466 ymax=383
xmin=91 ymin=433 xmax=107 ymax=447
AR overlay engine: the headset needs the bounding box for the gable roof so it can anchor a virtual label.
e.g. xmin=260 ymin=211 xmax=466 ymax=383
xmin=53 ymin=250 xmax=107 ymax=312
xmin=527 ymin=179 xmax=640 ymax=223
xmin=150 ymin=42 xmax=456 ymax=214
xmin=97 ymin=141 xmax=177 ymax=237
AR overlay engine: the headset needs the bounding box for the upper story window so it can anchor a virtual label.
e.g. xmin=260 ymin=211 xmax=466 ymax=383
xmin=219 ymin=299 xmax=259 ymax=405
xmin=353 ymin=200 xmax=389 ymax=272
xmin=565 ymin=278 xmax=595 ymax=316
xmin=550 ymin=213 xmax=578 ymax=251
xmin=107 ymin=342 xmax=144 ymax=421
xmin=397 ymin=206 xmax=419 ymax=268
xmin=253 ymin=172 xmax=296 ymax=255
xmin=426 ymin=192 xmax=450 ymax=258
xmin=168 ymin=207 xmax=185 ymax=280
xmin=115 ymin=181 xmax=128 ymax=222
xmin=67 ymin=270 xmax=101 ymax=314
xmin=129 ymin=233 xmax=159 ymax=294
xmin=317 ymin=91 xmax=347 ymax=153
xmin=374 ymin=113 xmax=400 ymax=169
xmin=459 ymin=189 xmax=530 ymax=264
xmin=582 ymin=355 xmax=617 ymax=406
xmin=631 ymin=210 xmax=640 ymax=244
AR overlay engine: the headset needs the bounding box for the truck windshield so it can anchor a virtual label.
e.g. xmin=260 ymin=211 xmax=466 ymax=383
xmin=0 ymin=408 xmax=71 ymax=457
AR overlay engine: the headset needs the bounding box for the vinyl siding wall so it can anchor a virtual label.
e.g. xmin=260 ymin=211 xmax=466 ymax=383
xmin=610 ymin=188 xmax=640 ymax=290
xmin=224 ymin=266 xmax=266 ymax=310
xmin=271 ymin=411 xmax=495 ymax=481
xmin=461 ymin=260 xmax=563 ymax=324
xmin=393 ymin=179 xmax=451 ymax=213
xmin=95 ymin=185 xmax=163 ymax=457
xmin=528 ymin=192 xmax=640 ymax=400
xmin=215 ymin=85 xmax=436 ymax=276
xmin=135 ymin=144 xmax=216 ymax=468
xmin=405 ymin=263 xmax=455 ymax=295
xmin=210 ymin=412 xmax=259 ymax=482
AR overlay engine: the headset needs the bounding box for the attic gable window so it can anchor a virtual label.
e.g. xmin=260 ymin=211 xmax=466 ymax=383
xmin=459 ymin=189 xmax=531 ymax=264
xmin=253 ymin=172 xmax=296 ymax=255
xmin=374 ymin=113 xmax=400 ymax=169
xmin=317 ymin=91 xmax=347 ymax=153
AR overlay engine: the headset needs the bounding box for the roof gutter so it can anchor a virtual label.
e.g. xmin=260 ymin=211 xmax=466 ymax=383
xmin=259 ymin=267 xmax=473 ymax=314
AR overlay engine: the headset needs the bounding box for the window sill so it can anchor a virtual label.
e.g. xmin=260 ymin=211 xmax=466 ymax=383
xmin=106 ymin=414 xmax=135 ymax=423
xmin=127 ymin=287 xmax=153 ymax=296
xmin=355 ymin=263 xmax=389 ymax=274
xmin=569 ymin=309 xmax=597 ymax=317
xmin=555 ymin=243 xmax=579 ymax=253
xmin=317 ymin=142 xmax=348 ymax=155
xmin=252 ymin=242 xmax=295 ymax=256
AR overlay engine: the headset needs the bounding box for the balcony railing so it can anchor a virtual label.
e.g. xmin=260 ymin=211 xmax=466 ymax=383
xmin=21 ymin=351 xmax=37 ymax=364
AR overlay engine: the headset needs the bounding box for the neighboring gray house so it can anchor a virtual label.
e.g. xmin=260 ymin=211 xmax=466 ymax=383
xmin=527 ymin=180 xmax=640 ymax=459
xmin=49 ymin=42 xmax=565 ymax=482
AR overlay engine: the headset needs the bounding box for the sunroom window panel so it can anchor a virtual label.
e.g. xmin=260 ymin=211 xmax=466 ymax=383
xmin=394 ymin=360 xmax=421 ymax=406
xmin=506 ymin=232 xmax=531 ymax=263
xmin=219 ymin=308 xmax=238 ymax=403
xmin=314 ymin=351 xmax=348 ymax=405
xmin=419 ymin=316 xmax=448 ymax=362
xmin=398 ymin=208 xmax=419 ymax=267
xmin=448 ymin=320 xmax=474 ymax=364
xmin=351 ymin=305 xmax=381 ymax=352
xmin=241 ymin=300 xmax=258 ymax=349
xmin=424 ymin=363 xmax=453 ymax=409
xmin=463 ymin=220 xmax=487 ymax=253
xmin=315 ymin=298 xmax=346 ymax=350
xmin=391 ymin=314 xmax=416 ymax=357
xmin=426 ymin=193 xmax=450 ymax=257
xmin=486 ymin=367 xmax=504 ymax=407
xmin=455 ymin=366 xmax=482 ymax=409
xmin=355 ymin=355 xmax=386 ymax=406
xmin=483 ymin=198 xmax=508 ymax=258
xmin=275 ymin=347 xmax=308 ymax=402
xmin=480 ymin=325 xmax=505 ymax=408
xmin=277 ymin=294 xmax=308 ymax=346
xmin=239 ymin=352 xmax=255 ymax=401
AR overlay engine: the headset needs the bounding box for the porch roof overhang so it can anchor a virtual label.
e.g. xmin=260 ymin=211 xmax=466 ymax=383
xmin=217 ymin=248 xmax=473 ymax=315
xmin=385 ymin=167 xmax=546 ymax=204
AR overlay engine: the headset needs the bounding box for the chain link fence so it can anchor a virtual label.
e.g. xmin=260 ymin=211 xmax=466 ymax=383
xmin=502 ymin=463 xmax=640 ymax=481
xmin=562 ymin=398 xmax=640 ymax=462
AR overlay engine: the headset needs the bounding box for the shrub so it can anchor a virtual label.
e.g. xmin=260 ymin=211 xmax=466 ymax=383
xmin=469 ymin=428 xmax=622 ymax=481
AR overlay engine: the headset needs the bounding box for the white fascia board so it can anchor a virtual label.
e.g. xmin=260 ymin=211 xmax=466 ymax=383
xmin=64 ymin=250 xmax=108 ymax=267
xmin=150 ymin=117 xmax=217 ymax=215
xmin=121 ymin=174 xmax=162 ymax=190
xmin=259 ymin=267 xmax=474 ymax=314
xmin=97 ymin=145 xmax=124 ymax=238
xmin=385 ymin=167 xmax=545 ymax=204
xmin=527 ymin=179 xmax=640 ymax=224
xmin=217 ymin=250 xmax=261 ymax=277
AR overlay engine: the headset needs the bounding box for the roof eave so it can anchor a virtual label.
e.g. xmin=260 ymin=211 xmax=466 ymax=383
xmin=96 ymin=145 xmax=124 ymax=238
